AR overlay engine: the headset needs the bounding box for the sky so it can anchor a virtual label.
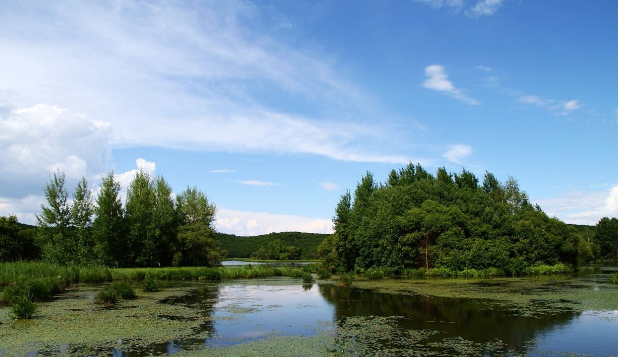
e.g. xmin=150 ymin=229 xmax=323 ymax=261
xmin=1 ymin=0 xmax=617 ymax=235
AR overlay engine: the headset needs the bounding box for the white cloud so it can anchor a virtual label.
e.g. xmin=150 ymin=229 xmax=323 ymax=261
xmin=237 ymin=180 xmax=280 ymax=187
xmin=215 ymin=208 xmax=332 ymax=236
xmin=318 ymin=182 xmax=339 ymax=191
xmin=211 ymin=169 xmax=235 ymax=173
xmin=476 ymin=66 xmax=492 ymax=72
xmin=422 ymin=65 xmax=480 ymax=105
xmin=535 ymin=184 xmax=618 ymax=225
xmin=0 ymin=103 xmax=110 ymax=198
xmin=443 ymin=144 xmax=472 ymax=164
xmin=518 ymin=95 xmax=583 ymax=115
xmin=466 ymin=0 xmax=505 ymax=18
xmin=0 ymin=195 xmax=45 ymax=225
xmin=414 ymin=0 xmax=505 ymax=17
xmin=111 ymin=158 xmax=157 ymax=202
xmin=518 ymin=95 xmax=552 ymax=107
xmin=413 ymin=0 xmax=464 ymax=11
xmin=563 ymin=100 xmax=581 ymax=111
xmin=0 ymin=1 xmax=419 ymax=168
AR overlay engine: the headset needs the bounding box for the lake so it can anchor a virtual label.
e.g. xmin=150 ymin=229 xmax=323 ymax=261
xmin=1 ymin=274 xmax=617 ymax=356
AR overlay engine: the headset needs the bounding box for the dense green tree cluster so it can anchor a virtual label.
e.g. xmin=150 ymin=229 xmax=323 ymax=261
xmin=594 ymin=217 xmax=618 ymax=259
xmin=216 ymin=232 xmax=326 ymax=259
xmin=0 ymin=216 xmax=39 ymax=261
xmin=33 ymin=170 xmax=221 ymax=267
xmin=319 ymin=164 xmax=581 ymax=275
xmin=250 ymin=239 xmax=302 ymax=260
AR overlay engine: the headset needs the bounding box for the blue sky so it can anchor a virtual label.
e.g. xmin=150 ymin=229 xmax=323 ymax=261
xmin=1 ymin=0 xmax=617 ymax=235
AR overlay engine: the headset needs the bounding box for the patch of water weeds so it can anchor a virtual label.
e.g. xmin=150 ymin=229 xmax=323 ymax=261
xmin=349 ymin=275 xmax=618 ymax=316
xmin=0 ymin=285 xmax=211 ymax=356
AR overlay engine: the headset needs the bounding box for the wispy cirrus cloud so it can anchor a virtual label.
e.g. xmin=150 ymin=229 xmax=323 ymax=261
xmin=466 ymin=0 xmax=505 ymax=18
xmin=211 ymin=169 xmax=235 ymax=173
xmin=414 ymin=0 xmax=506 ymax=17
xmin=237 ymin=180 xmax=280 ymax=187
xmin=423 ymin=65 xmax=480 ymax=105
xmin=518 ymin=95 xmax=582 ymax=115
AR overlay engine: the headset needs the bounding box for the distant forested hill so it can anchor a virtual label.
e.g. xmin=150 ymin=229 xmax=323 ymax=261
xmin=215 ymin=232 xmax=329 ymax=259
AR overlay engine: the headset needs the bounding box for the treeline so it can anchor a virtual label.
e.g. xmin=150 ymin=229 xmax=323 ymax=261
xmin=319 ymin=163 xmax=613 ymax=275
xmin=216 ymin=232 xmax=327 ymax=260
xmin=0 ymin=170 xmax=222 ymax=267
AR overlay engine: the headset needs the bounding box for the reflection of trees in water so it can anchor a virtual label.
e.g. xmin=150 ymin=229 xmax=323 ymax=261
xmin=319 ymin=284 xmax=578 ymax=355
xmin=110 ymin=283 xmax=221 ymax=357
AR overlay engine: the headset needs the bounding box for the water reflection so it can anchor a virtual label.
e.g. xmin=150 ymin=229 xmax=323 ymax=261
xmin=320 ymin=284 xmax=582 ymax=355
xmin=22 ymin=277 xmax=618 ymax=356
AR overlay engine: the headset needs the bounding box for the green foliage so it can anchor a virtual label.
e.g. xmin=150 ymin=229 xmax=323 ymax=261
xmin=610 ymin=274 xmax=618 ymax=284
xmin=251 ymin=239 xmax=302 ymax=260
xmin=317 ymin=268 xmax=332 ymax=279
xmin=218 ymin=232 xmax=326 ymax=259
xmin=364 ymin=267 xmax=385 ymax=280
xmin=95 ymin=288 xmax=118 ymax=305
xmin=110 ymin=281 xmax=137 ymax=299
xmin=10 ymin=296 xmax=38 ymax=319
xmin=339 ymin=272 xmax=354 ymax=287
xmin=142 ymin=275 xmax=160 ymax=292
xmin=0 ymin=215 xmax=40 ymax=261
xmin=37 ymin=170 xmax=73 ymax=264
xmin=594 ymin=217 xmax=618 ymax=259
xmin=71 ymin=177 xmax=95 ymax=264
xmin=1 ymin=277 xmax=65 ymax=304
xmin=322 ymin=164 xmax=580 ymax=275
xmin=301 ymin=273 xmax=314 ymax=284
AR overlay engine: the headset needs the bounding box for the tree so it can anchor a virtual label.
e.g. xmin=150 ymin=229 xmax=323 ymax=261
xmin=37 ymin=170 xmax=73 ymax=264
xmin=92 ymin=172 xmax=126 ymax=266
xmin=0 ymin=215 xmax=39 ymax=261
xmin=150 ymin=176 xmax=177 ymax=266
xmin=125 ymin=170 xmax=155 ymax=266
xmin=71 ymin=176 xmax=94 ymax=264
xmin=594 ymin=217 xmax=618 ymax=259
xmin=175 ymin=187 xmax=221 ymax=266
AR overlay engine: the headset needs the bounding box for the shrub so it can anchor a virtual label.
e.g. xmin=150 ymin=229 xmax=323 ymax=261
xmin=142 ymin=276 xmax=160 ymax=292
xmin=110 ymin=282 xmax=137 ymax=300
xmin=339 ymin=273 xmax=354 ymax=287
xmin=10 ymin=296 xmax=38 ymax=319
xmin=96 ymin=288 xmax=118 ymax=305
xmin=364 ymin=267 xmax=385 ymax=280
xmin=302 ymin=273 xmax=314 ymax=284
xmin=609 ymin=274 xmax=618 ymax=284
xmin=317 ymin=268 xmax=332 ymax=279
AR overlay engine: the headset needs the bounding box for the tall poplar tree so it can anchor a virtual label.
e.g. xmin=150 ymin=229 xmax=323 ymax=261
xmin=125 ymin=170 xmax=155 ymax=266
xmin=37 ymin=170 xmax=73 ymax=264
xmin=92 ymin=172 xmax=126 ymax=266
xmin=71 ymin=176 xmax=94 ymax=264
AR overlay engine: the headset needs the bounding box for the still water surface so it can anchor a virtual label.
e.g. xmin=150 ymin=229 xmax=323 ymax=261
xmin=105 ymin=277 xmax=618 ymax=356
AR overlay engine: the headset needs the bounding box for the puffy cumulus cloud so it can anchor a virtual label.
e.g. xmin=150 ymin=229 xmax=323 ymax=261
xmin=563 ymin=100 xmax=581 ymax=111
xmin=0 ymin=103 xmax=110 ymax=198
xmin=443 ymin=144 xmax=472 ymax=164
xmin=0 ymin=195 xmax=45 ymax=225
xmin=422 ymin=65 xmax=480 ymax=105
xmin=215 ymin=209 xmax=333 ymax=236
xmin=536 ymin=184 xmax=618 ymax=225
xmin=109 ymin=158 xmax=157 ymax=202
